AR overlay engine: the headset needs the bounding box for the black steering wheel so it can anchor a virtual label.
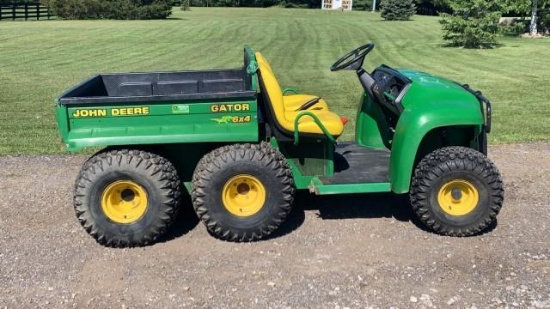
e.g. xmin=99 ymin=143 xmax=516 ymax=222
xmin=330 ymin=43 xmax=375 ymax=72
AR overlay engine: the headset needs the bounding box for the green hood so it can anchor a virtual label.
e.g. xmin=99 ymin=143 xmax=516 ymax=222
xmin=397 ymin=69 xmax=479 ymax=109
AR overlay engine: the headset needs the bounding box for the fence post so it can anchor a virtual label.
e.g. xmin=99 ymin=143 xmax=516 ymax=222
xmin=25 ymin=3 xmax=28 ymax=21
xmin=12 ymin=3 xmax=15 ymax=21
xmin=0 ymin=5 xmax=2 ymax=21
xmin=47 ymin=4 xmax=51 ymax=20
xmin=36 ymin=2 xmax=40 ymax=20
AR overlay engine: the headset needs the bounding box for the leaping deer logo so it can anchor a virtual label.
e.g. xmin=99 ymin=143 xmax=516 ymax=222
xmin=211 ymin=116 xmax=234 ymax=124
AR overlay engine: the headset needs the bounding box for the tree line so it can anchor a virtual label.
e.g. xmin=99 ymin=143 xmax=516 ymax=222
xmin=438 ymin=0 xmax=549 ymax=48
xmin=375 ymin=0 xmax=548 ymax=47
xmin=5 ymin=0 xmax=546 ymax=41
xmin=0 ymin=0 xmax=173 ymax=19
xmin=186 ymin=0 xmax=549 ymax=37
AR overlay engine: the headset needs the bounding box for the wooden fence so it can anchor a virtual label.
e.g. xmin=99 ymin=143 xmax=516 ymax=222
xmin=0 ymin=2 xmax=53 ymax=21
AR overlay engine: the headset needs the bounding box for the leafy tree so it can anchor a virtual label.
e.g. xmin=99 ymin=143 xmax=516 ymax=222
xmin=530 ymin=0 xmax=539 ymax=34
xmin=539 ymin=2 xmax=550 ymax=33
xmin=45 ymin=0 xmax=103 ymax=19
xmin=181 ymin=0 xmax=191 ymax=10
xmin=102 ymin=0 xmax=172 ymax=19
xmin=500 ymin=0 xmax=550 ymax=35
xmin=516 ymin=0 xmax=549 ymax=35
xmin=415 ymin=0 xmax=451 ymax=15
xmin=380 ymin=0 xmax=416 ymax=20
xmin=439 ymin=0 xmax=503 ymax=48
xmin=45 ymin=0 xmax=172 ymax=19
xmin=352 ymin=0 xmax=374 ymax=11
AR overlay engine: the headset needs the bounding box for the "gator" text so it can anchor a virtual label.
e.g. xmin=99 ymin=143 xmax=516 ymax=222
xmin=210 ymin=104 xmax=250 ymax=113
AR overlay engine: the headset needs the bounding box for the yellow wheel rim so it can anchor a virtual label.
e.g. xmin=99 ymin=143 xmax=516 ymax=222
xmin=222 ymin=174 xmax=266 ymax=217
xmin=437 ymin=179 xmax=479 ymax=216
xmin=101 ymin=180 xmax=148 ymax=224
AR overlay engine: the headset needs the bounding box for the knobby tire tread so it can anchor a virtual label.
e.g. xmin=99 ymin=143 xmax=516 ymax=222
xmin=410 ymin=146 xmax=504 ymax=237
xmin=191 ymin=142 xmax=295 ymax=242
xmin=74 ymin=149 xmax=181 ymax=248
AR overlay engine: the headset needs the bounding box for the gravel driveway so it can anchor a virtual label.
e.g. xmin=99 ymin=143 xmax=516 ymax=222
xmin=1 ymin=143 xmax=549 ymax=308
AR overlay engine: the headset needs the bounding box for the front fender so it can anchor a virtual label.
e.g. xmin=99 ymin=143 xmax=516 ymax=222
xmin=389 ymin=102 xmax=483 ymax=193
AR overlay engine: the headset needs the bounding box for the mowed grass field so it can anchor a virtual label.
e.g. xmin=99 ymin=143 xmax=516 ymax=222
xmin=0 ymin=7 xmax=549 ymax=154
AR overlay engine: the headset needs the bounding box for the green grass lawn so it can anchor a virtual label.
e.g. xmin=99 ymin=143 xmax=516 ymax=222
xmin=0 ymin=7 xmax=549 ymax=154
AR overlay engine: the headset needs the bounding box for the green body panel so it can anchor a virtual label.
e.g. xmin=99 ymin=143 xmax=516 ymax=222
xmin=354 ymin=93 xmax=392 ymax=149
xmin=389 ymin=109 xmax=482 ymax=193
xmin=278 ymin=139 xmax=334 ymax=177
xmin=285 ymin=160 xmax=316 ymax=190
xmin=244 ymin=45 xmax=259 ymax=91
xmin=56 ymin=100 xmax=258 ymax=151
xmin=310 ymin=178 xmax=391 ymax=195
xmin=183 ymin=182 xmax=193 ymax=195
xmin=269 ymin=138 xmax=329 ymax=190
xmin=55 ymin=106 xmax=70 ymax=142
xmin=350 ymin=68 xmax=485 ymax=194
xmin=155 ymin=143 xmax=227 ymax=194
xmin=388 ymin=69 xmax=484 ymax=193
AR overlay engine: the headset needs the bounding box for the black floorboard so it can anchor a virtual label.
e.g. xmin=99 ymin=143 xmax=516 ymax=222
xmin=320 ymin=143 xmax=390 ymax=185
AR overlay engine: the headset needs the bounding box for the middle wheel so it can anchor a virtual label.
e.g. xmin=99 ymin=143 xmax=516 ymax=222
xmin=192 ymin=143 xmax=295 ymax=241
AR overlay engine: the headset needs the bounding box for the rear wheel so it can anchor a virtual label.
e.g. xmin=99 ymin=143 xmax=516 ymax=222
xmin=410 ymin=146 xmax=504 ymax=236
xmin=74 ymin=149 xmax=181 ymax=247
xmin=192 ymin=143 xmax=295 ymax=241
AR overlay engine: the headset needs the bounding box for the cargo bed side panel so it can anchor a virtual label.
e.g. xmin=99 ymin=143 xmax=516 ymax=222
xmin=57 ymin=100 xmax=259 ymax=151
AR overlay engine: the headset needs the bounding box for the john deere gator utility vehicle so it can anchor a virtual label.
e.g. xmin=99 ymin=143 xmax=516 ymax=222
xmin=56 ymin=44 xmax=504 ymax=247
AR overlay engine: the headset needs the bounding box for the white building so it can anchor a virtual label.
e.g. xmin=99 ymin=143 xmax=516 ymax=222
xmin=322 ymin=0 xmax=352 ymax=10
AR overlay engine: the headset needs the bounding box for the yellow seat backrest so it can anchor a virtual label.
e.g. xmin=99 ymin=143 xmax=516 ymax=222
xmin=255 ymin=52 xmax=274 ymax=74
xmin=255 ymin=51 xmax=344 ymax=137
xmin=255 ymin=52 xmax=293 ymax=132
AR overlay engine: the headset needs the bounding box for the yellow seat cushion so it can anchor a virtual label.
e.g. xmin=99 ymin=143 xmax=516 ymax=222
xmin=283 ymin=94 xmax=329 ymax=112
xmin=255 ymin=52 xmax=344 ymax=136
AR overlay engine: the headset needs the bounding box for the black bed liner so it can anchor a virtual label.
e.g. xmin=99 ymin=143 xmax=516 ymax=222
xmin=58 ymin=68 xmax=256 ymax=105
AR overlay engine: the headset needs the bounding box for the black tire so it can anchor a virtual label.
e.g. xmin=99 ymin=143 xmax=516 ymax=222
xmin=74 ymin=149 xmax=181 ymax=247
xmin=192 ymin=143 xmax=295 ymax=241
xmin=410 ymin=146 xmax=504 ymax=236
xmin=192 ymin=145 xmax=231 ymax=183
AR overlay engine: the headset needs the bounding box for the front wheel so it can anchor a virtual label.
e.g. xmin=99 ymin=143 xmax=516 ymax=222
xmin=410 ymin=146 xmax=504 ymax=236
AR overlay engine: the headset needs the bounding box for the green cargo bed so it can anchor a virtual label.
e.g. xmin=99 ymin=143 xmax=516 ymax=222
xmin=55 ymin=47 xmax=260 ymax=151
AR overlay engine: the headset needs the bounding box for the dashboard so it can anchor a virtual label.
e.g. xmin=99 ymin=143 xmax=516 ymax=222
xmin=371 ymin=65 xmax=412 ymax=115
